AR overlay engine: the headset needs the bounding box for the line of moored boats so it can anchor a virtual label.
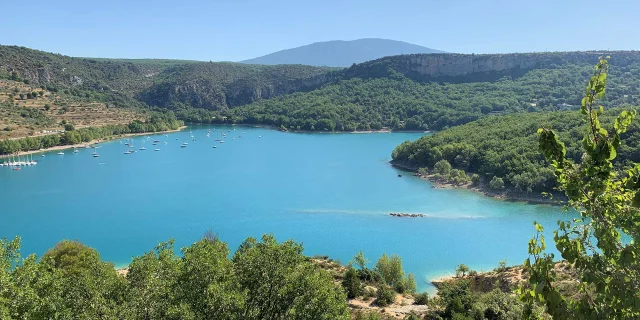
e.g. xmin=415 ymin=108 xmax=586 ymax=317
xmin=2 ymin=128 xmax=262 ymax=170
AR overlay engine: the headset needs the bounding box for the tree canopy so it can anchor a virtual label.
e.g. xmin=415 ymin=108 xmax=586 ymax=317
xmin=0 ymin=234 xmax=349 ymax=320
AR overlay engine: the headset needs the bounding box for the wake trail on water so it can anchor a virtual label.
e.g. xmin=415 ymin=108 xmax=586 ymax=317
xmin=293 ymin=209 xmax=487 ymax=220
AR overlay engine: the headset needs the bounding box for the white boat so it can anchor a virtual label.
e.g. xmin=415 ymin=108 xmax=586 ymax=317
xmin=154 ymin=148 xmax=161 ymax=151
xmin=93 ymin=154 xmax=100 ymax=158
xmin=212 ymin=146 xmax=217 ymax=148
xmin=220 ymin=141 xmax=225 ymax=144
xmin=57 ymin=152 xmax=64 ymax=155
xmin=139 ymin=147 xmax=146 ymax=151
xmin=73 ymin=149 xmax=79 ymax=153
xmin=258 ymin=136 xmax=263 ymax=138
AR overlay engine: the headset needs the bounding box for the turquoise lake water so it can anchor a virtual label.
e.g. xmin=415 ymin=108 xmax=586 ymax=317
xmin=0 ymin=125 xmax=571 ymax=291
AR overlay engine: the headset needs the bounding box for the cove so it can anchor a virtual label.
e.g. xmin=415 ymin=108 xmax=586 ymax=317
xmin=0 ymin=125 xmax=571 ymax=291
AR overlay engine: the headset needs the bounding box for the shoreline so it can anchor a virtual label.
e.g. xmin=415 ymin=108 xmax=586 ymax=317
xmin=187 ymin=122 xmax=431 ymax=134
xmin=391 ymin=162 xmax=564 ymax=206
xmin=3 ymin=126 xmax=187 ymax=158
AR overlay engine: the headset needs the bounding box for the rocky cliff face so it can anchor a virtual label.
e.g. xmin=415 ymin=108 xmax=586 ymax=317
xmin=344 ymin=51 xmax=640 ymax=82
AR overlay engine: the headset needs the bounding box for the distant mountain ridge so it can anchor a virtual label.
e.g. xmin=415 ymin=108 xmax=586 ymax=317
xmin=240 ymin=38 xmax=446 ymax=67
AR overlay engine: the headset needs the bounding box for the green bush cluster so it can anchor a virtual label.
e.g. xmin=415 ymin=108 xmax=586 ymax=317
xmin=0 ymin=234 xmax=349 ymax=320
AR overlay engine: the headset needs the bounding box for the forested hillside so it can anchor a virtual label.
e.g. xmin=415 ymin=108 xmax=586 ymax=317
xmin=222 ymin=52 xmax=640 ymax=131
xmin=4 ymin=45 xmax=640 ymax=134
xmin=391 ymin=110 xmax=640 ymax=193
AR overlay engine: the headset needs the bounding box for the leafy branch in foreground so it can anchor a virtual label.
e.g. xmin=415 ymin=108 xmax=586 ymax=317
xmin=520 ymin=56 xmax=640 ymax=319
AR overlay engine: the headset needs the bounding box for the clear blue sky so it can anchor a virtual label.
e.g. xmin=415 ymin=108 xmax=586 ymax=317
xmin=2 ymin=0 xmax=639 ymax=61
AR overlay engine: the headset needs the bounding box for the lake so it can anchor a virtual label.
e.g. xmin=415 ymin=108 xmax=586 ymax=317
xmin=0 ymin=125 xmax=570 ymax=291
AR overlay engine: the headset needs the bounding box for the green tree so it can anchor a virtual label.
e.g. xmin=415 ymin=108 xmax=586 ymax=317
xmin=177 ymin=237 xmax=245 ymax=320
xmin=375 ymin=285 xmax=395 ymax=307
xmin=396 ymin=273 xmax=417 ymax=294
xmin=39 ymin=240 xmax=125 ymax=319
xmin=342 ymin=267 xmax=362 ymax=299
xmin=521 ymin=56 xmax=640 ymax=319
xmin=434 ymin=159 xmax=452 ymax=177
xmin=374 ymin=253 xmax=404 ymax=287
xmin=351 ymin=250 xmax=369 ymax=270
xmin=125 ymin=240 xmax=183 ymax=319
xmin=232 ymin=234 xmax=349 ymax=320
xmin=471 ymin=174 xmax=480 ymax=185
xmin=456 ymin=264 xmax=470 ymax=278
xmin=489 ymin=176 xmax=504 ymax=190
xmin=414 ymin=292 xmax=429 ymax=305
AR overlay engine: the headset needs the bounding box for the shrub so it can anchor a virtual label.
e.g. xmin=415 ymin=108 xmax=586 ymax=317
xmin=358 ymin=268 xmax=382 ymax=283
xmin=353 ymin=311 xmax=388 ymax=320
xmin=414 ymin=292 xmax=429 ymax=305
xmin=363 ymin=286 xmax=377 ymax=299
xmin=64 ymin=124 xmax=75 ymax=131
xmin=375 ymin=285 xmax=395 ymax=307
xmin=434 ymin=160 xmax=452 ymax=176
xmin=456 ymin=264 xmax=470 ymax=278
xmin=495 ymin=260 xmax=508 ymax=272
xmin=395 ymin=274 xmax=417 ymax=294
xmin=489 ymin=176 xmax=505 ymax=190
xmin=351 ymin=250 xmax=369 ymax=270
xmin=449 ymin=169 xmax=471 ymax=185
xmin=471 ymin=174 xmax=480 ymax=185
xmin=342 ymin=267 xmax=362 ymax=299
xmin=375 ymin=254 xmax=404 ymax=287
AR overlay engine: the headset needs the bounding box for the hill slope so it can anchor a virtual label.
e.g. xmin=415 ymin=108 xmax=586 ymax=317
xmin=213 ymin=51 xmax=640 ymax=131
xmin=240 ymin=38 xmax=446 ymax=67
xmin=390 ymin=110 xmax=640 ymax=194
xmin=0 ymin=45 xmax=335 ymax=111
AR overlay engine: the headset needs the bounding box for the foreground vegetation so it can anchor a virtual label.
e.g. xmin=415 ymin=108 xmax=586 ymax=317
xmin=520 ymin=57 xmax=640 ymax=319
xmin=0 ymin=234 xmax=350 ymax=320
xmin=2 ymin=232 xmax=549 ymax=320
